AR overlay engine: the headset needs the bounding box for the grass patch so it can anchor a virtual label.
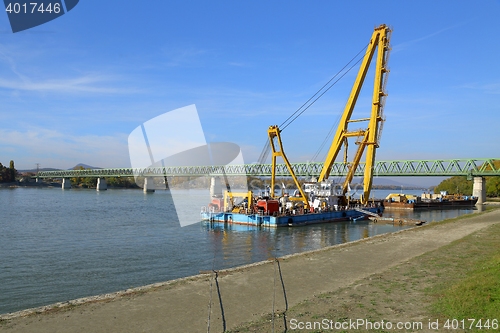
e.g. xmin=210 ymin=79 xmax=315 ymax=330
xmin=432 ymin=254 xmax=500 ymax=320
xmin=226 ymin=211 xmax=500 ymax=333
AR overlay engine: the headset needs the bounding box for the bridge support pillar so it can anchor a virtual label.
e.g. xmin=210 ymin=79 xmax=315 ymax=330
xmin=96 ymin=178 xmax=107 ymax=191
xmin=473 ymin=176 xmax=486 ymax=205
xmin=210 ymin=177 xmax=222 ymax=198
xmin=62 ymin=178 xmax=71 ymax=189
xmin=143 ymin=177 xmax=155 ymax=193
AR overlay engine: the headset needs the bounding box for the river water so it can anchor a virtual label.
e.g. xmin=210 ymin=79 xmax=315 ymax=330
xmin=0 ymin=187 xmax=476 ymax=315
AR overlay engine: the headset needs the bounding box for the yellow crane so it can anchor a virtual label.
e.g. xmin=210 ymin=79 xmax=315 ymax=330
xmin=268 ymin=124 xmax=310 ymax=209
xmin=268 ymin=24 xmax=391 ymax=205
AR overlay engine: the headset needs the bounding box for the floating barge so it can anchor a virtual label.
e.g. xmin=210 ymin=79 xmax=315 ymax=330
xmin=201 ymin=189 xmax=384 ymax=227
xmin=201 ymin=25 xmax=391 ymax=228
xmin=201 ymin=204 xmax=384 ymax=227
xmin=384 ymin=192 xmax=478 ymax=210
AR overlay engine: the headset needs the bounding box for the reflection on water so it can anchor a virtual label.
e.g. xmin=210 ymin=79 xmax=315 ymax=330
xmin=203 ymin=219 xmax=412 ymax=266
xmin=380 ymin=207 xmax=477 ymax=223
xmin=201 ymin=203 xmax=476 ymax=270
xmin=0 ymin=187 xmax=477 ymax=315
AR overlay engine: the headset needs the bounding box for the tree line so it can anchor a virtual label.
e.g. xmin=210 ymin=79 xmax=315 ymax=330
xmin=70 ymin=166 xmax=139 ymax=188
xmin=434 ymin=176 xmax=500 ymax=197
xmin=0 ymin=160 xmax=17 ymax=183
xmin=434 ymin=160 xmax=500 ymax=197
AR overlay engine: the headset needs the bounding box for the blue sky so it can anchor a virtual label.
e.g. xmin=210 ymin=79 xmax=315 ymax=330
xmin=1 ymin=1 xmax=499 ymax=186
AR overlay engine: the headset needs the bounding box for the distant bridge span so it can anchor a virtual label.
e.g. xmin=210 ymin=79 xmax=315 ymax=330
xmin=37 ymin=158 xmax=500 ymax=178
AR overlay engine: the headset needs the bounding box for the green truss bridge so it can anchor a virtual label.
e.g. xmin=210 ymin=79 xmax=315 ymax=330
xmin=37 ymin=158 xmax=500 ymax=178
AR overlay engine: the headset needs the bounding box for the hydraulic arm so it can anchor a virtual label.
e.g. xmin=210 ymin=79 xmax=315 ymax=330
xmin=318 ymin=24 xmax=391 ymax=204
xmin=268 ymin=125 xmax=310 ymax=209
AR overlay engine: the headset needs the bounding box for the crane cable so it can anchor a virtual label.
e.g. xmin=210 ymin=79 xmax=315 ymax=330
xmin=314 ymin=39 xmax=391 ymax=164
xmin=310 ymin=115 xmax=340 ymax=162
xmin=257 ymin=139 xmax=271 ymax=165
xmin=256 ymin=43 xmax=368 ymax=165
xmin=279 ymin=44 xmax=368 ymax=132
xmin=310 ymin=44 xmax=376 ymax=162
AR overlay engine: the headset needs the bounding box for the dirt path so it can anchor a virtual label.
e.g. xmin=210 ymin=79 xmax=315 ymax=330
xmin=1 ymin=208 xmax=498 ymax=333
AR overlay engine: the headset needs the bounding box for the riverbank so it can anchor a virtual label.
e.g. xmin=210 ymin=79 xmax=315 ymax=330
xmin=1 ymin=207 xmax=498 ymax=332
xmin=230 ymin=207 xmax=500 ymax=333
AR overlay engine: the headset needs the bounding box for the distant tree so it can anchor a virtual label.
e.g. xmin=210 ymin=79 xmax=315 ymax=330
xmin=83 ymin=176 xmax=97 ymax=188
xmin=0 ymin=161 xmax=17 ymax=183
xmin=485 ymin=160 xmax=500 ymax=197
xmin=106 ymin=176 xmax=138 ymax=188
xmin=9 ymin=160 xmax=16 ymax=181
xmin=247 ymin=176 xmax=263 ymax=191
xmin=434 ymin=176 xmax=473 ymax=195
xmin=69 ymin=166 xmax=98 ymax=188
xmin=435 ymin=159 xmax=500 ymax=198
xmin=486 ymin=177 xmax=500 ymax=197
xmin=71 ymin=166 xmax=84 ymax=186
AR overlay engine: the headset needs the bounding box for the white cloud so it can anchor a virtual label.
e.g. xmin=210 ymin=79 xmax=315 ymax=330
xmin=0 ymin=74 xmax=141 ymax=94
xmin=0 ymin=42 xmax=142 ymax=95
xmin=160 ymin=46 xmax=210 ymax=67
xmin=0 ymin=128 xmax=131 ymax=169
xmin=392 ymin=22 xmax=467 ymax=53
xmin=458 ymin=82 xmax=500 ymax=95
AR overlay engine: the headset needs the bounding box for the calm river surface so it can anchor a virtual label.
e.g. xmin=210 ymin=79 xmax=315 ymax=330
xmin=0 ymin=187 xmax=476 ymax=315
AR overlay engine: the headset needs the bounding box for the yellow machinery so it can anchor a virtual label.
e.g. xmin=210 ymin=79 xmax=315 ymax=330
xmin=224 ymin=190 xmax=253 ymax=213
xmin=268 ymin=24 xmax=391 ymax=205
xmin=268 ymin=125 xmax=310 ymax=209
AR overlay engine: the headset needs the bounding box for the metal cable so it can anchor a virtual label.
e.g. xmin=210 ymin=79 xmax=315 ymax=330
xmin=206 ymin=236 xmax=219 ymax=333
xmin=276 ymin=258 xmax=289 ymax=331
xmin=279 ymin=44 xmax=368 ymax=132
xmin=272 ymin=257 xmax=277 ymax=333
xmin=270 ymin=257 xmax=289 ymax=332
xmin=310 ymin=40 xmax=383 ymax=163
xmin=257 ymin=140 xmax=271 ymax=165
xmin=255 ymin=45 xmax=369 ymax=166
xmin=280 ymin=52 xmax=366 ymax=132
xmin=215 ymin=271 xmax=226 ymax=331
xmin=310 ymin=112 xmax=342 ymax=162
xmin=206 ymin=270 xmax=215 ymax=333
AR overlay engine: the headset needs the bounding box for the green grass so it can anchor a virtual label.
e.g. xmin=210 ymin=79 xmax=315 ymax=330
xmin=227 ymin=210 xmax=500 ymax=333
xmin=432 ymin=254 xmax=500 ymax=321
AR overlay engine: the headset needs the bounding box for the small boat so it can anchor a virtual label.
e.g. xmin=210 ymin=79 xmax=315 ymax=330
xmin=368 ymin=216 xmax=426 ymax=226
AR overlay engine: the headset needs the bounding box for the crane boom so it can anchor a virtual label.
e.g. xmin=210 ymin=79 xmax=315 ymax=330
xmin=268 ymin=125 xmax=310 ymax=209
xmin=318 ymin=24 xmax=391 ymax=204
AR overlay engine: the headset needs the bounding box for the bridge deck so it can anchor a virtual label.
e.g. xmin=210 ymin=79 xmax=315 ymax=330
xmin=35 ymin=159 xmax=500 ymax=178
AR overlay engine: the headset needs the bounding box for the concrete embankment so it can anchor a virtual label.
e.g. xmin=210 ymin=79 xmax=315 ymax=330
xmin=1 ymin=208 xmax=499 ymax=333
